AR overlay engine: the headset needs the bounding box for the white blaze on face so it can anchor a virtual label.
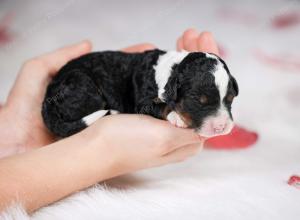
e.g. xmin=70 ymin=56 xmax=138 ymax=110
xmin=197 ymin=53 xmax=234 ymax=138
xmin=154 ymin=51 xmax=189 ymax=102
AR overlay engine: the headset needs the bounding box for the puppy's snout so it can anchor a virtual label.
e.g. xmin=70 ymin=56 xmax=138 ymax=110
xmin=212 ymin=114 xmax=230 ymax=134
xmin=213 ymin=122 xmax=226 ymax=133
xmin=197 ymin=113 xmax=234 ymax=138
xmin=212 ymin=116 xmax=229 ymax=134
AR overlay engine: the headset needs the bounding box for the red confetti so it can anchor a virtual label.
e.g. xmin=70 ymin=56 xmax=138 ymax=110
xmin=288 ymin=175 xmax=300 ymax=189
xmin=254 ymin=49 xmax=300 ymax=72
xmin=272 ymin=12 xmax=300 ymax=29
xmin=205 ymin=125 xmax=258 ymax=150
xmin=0 ymin=13 xmax=14 ymax=46
xmin=217 ymin=7 xmax=258 ymax=27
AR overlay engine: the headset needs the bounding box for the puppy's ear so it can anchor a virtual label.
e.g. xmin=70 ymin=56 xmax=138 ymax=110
xmin=231 ymin=76 xmax=239 ymax=96
xmin=164 ymin=75 xmax=179 ymax=108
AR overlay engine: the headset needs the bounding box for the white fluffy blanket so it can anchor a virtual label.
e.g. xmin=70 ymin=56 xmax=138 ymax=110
xmin=0 ymin=0 xmax=300 ymax=219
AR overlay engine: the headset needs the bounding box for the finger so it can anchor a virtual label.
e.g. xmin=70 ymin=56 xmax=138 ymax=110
xmin=39 ymin=40 xmax=92 ymax=75
xmin=166 ymin=125 xmax=203 ymax=149
xmin=197 ymin=31 xmax=220 ymax=55
xmin=7 ymin=41 xmax=92 ymax=105
xmin=176 ymin=36 xmax=184 ymax=51
xmin=182 ymin=28 xmax=199 ymax=52
xmin=136 ymin=115 xmax=201 ymax=148
xmin=162 ymin=142 xmax=204 ymax=163
xmin=121 ymin=43 xmax=156 ymax=53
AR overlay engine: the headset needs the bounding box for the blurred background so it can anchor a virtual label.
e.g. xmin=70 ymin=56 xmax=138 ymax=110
xmin=0 ymin=0 xmax=299 ymax=130
xmin=0 ymin=0 xmax=300 ymax=218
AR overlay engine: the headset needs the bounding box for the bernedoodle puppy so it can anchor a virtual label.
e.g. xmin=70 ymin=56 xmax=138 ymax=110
xmin=42 ymin=49 xmax=239 ymax=138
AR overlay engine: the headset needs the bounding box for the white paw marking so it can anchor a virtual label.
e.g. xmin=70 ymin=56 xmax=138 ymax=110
xmin=167 ymin=111 xmax=187 ymax=128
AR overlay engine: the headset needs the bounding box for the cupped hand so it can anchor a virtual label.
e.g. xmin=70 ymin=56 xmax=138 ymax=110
xmin=1 ymin=41 xmax=92 ymax=151
xmin=0 ymin=41 xmax=157 ymax=151
xmin=80 ymin=114 xmax=204 ymax=174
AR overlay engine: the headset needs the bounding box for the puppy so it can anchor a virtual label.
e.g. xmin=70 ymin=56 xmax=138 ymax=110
xmin=42 ymin=49 xmax=239 ymax=138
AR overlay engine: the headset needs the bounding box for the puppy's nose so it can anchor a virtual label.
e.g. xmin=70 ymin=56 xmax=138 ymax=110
xmin=213 ymin=123 xmax=226 ymax=134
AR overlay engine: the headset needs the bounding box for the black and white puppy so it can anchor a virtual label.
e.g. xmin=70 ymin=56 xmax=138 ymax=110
xmin=42 ymin=49 xmax=239 ymax=138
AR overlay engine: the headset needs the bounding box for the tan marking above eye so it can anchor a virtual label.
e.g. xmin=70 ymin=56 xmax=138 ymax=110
xmin=226 ymin=94 xmax=234 ymax=102
xmin=199 ymin=94 xmax=208 ymax=104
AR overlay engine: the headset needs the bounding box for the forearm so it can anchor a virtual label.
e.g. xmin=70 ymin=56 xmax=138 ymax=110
xmin=0 ymin=108 xmax=26 ymax=157
xmin=0 ymin=113 xmax=203 ymax=214
xmin=0 ymin=129 xmax=115 ymax=213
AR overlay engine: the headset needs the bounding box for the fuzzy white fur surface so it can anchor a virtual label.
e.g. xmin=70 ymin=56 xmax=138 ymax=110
xmin=1 ymin=0 xmax=300 ymax=219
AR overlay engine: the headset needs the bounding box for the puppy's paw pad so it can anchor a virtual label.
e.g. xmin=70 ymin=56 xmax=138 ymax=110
xmin=167 ymin=111 xmax=187 ymax=128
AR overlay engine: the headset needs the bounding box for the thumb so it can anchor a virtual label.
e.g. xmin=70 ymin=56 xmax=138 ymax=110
xmin=7 ymin=41 xmax=92 ymax=106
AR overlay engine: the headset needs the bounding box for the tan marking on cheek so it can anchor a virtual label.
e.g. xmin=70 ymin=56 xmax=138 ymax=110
xmin=174 ymin=101 xmax=193 ymax=127
xmin=162 ymin=105 xmax=172 ymax=119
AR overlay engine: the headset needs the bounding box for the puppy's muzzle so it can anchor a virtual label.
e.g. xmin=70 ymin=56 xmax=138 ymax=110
xmin=197 ymin=114 xmax=234 ymax=138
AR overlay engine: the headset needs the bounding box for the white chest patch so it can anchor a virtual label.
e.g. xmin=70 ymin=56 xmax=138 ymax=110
xmin=154 ymin=51 xmax=189 ymax=102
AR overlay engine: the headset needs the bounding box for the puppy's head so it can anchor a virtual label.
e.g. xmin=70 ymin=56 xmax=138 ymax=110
xmin=164 ymin=52 xmax=239 ymax=138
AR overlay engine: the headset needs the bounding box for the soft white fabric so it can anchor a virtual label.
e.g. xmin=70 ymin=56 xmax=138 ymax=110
xmin=0 ymin=0 xmax=299 ymax=219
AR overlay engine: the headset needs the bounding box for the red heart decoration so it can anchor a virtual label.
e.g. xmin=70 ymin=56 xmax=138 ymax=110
xmin=205 ymin=125 xmax=258 ymax=149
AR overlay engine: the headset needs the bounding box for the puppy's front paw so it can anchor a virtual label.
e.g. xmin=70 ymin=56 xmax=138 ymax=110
xmin=167 ymin=111 xmax=187 ymax=128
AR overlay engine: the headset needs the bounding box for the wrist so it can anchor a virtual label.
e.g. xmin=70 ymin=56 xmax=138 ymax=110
xmin=84 ymin=121 xmax=139 ymax=180
xmin=0 ymin=106 xmax=27 ymax=157
xmin=73 ymin=127 xmax=121 ymax=181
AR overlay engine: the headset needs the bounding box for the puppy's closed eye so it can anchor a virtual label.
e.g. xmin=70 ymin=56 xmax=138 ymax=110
xmin=199 ymin=94 xmax=208 ymax=104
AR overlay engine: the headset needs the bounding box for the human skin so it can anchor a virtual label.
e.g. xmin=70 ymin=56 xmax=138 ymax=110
xmin=0 ymin=29 xmax=219 ymax=213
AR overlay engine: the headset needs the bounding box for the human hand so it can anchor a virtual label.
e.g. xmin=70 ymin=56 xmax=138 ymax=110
xmin=85 ymin=39 xmax=205 ymax=172
xmin=0 ymin=30 xmax=241 ymax=212
xmin=0 ymin=41 xmax=92 ymax=152
xmin=176 ymin=28 xmax=220 ymax=55
xmin=0 ymin=113 xmax=203 ymax=213
xmin=0 ymin=41 xmax=157 ymax=153
xmin=80 ymin=114 xmax=204 ymax=175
